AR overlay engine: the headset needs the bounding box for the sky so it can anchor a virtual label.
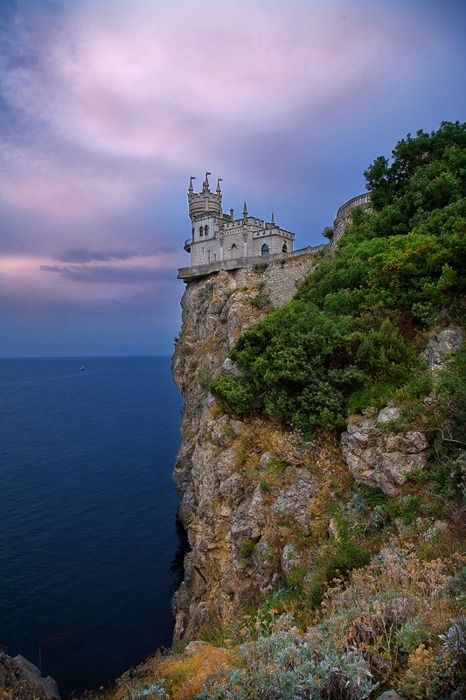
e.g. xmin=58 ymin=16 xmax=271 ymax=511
xmin=1 ymin=0 xmax=465 ymax=357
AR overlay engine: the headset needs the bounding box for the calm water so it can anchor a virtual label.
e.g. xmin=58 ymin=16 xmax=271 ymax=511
xmin=0 ymin=356 xmax=182 ymax=697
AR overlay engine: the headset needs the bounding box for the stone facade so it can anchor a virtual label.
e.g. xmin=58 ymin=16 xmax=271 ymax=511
xmin=180 ymin=174 xmax=295 ymax=279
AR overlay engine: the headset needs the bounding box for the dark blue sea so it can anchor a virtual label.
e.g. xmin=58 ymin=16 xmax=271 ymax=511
xmin=0 ymin=356 xmax=183 ymax=697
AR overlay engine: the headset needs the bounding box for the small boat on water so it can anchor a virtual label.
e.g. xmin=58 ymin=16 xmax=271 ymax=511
xmin=80 ymin=366 xmax=86 ymax=372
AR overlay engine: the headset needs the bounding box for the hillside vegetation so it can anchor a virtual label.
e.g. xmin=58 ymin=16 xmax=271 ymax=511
xmin=212 ymin=121 xmax=466 ymax=434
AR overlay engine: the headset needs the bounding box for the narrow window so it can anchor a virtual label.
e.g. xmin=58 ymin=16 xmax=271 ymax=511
xmin=282 ymin=243 xmax=288 ymax=253
xmin=261 ymin=243 xmax=270 ymax=256
xmin=231 ymin=243 xmax=238 ymax=258
xmin=199 ymin=226 xmax=204 ymax=236
xmin=205 ymin=225 xmax=209 ymax=236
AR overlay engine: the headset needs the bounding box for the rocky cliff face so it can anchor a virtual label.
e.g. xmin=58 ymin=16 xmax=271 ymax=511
xmin=171 ymin=251 xmax=464 ymax=647
xmin=171 ymin=253 xmax=323 ymax=643
xmin=0 ymin=653 xmax=60 ymax=700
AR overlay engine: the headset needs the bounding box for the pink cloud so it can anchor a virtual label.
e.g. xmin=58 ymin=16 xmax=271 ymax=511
xmin=2 ymin=0 xmax=438 ymax=164
xmin=0 ymin=252 xmax=184 ymax=311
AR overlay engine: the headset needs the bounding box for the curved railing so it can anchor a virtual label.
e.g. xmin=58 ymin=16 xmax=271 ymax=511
xmin=334 ymin=192 xmax=371 ymax=222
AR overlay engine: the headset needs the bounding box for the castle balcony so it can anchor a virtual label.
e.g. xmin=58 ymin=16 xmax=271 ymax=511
xmin=177 ymin=244 xmax=326 ymax=281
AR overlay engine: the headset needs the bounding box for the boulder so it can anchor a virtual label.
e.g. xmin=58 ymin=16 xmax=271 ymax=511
xmin=0 ymin=653 xmax=60 ymax=699
xmin=281 ymin=543 xmax=301 ymax=576
xmin=259 ymin=452 xmax=276 ymax=469
xmin=341 ymin=407 xmax=428 ymax=496
xmin=221 ymin=357 xmax=242 ymax=376
xmin=272 ymin=469 xmax=316 ymax=524
xmin=424 ymin=325 xmax=464 ymax=372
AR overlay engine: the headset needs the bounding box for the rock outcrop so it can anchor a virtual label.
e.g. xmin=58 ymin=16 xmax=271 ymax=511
xmin=172 ymin=253 xmax=323 ymax=642
xmin=341 ymin=407 xmax=428 ymax=496
xmin=423 ymin=324 xmax=464 ymax=372
xmin=0 ymin=653 xmax=60 ymax=700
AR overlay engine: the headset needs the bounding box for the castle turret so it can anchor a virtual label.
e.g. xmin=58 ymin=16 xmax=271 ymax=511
xmin=188 ymin=172 xmax=222 ymax=221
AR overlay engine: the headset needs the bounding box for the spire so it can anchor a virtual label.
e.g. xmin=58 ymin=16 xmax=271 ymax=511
xmin=188 ymin=176 xmax=195 ymax=194
xmin=203 ymin=171 xmax=211 ymax=192
xmin=271 ymin=212 xmax=275 ymax=225
xmin=216 ymin=178 xmax=222 ymax=195
xmin=243 ymin=200 xmax=248 ymax=219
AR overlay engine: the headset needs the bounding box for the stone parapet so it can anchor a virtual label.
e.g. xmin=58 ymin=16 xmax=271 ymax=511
xmin=330 ymin=192 xmax=372 ymax=251
xmin=177 ymin=244 xmax=326 ymax=281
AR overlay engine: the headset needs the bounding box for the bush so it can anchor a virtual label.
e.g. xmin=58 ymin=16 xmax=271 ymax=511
xmin=385 ymin=495 xmax=422 ymax=525
xmin=305 ymin=538 xmax=371 ymax=608
xmin=197 ymin=622 xmax=375 ymax=700
xmin=240 ymin=538 xmax=256 ymax=560
xmin=249 ymin=292 xmax=271 ymax=310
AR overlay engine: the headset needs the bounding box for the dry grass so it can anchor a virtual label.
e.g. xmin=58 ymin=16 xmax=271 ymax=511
xmin=113 ymin=642 xmax=231 ymax=700
xmin=156 ymin=643 xmax=231 ymax=700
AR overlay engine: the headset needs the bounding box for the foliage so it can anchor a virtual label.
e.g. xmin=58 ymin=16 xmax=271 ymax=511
xmin=249 ymin=292 xmax=271 ymax=310
xmin=384 ymin=495 xmax=422 ymax=525
xmin=126 ymin=680 xmax=168 ymax=699
xmin=304 ymin=535 xmax=371 ymax=608
xmin=240 ymin=538 xmax=256 ymax=560
xmin=197 ymin=619 xmax=375 ymax=700
xmin=439 ymin=616 xmax=466 ymax=659
xmin=212 ymin=121 xmax=466 ymax=430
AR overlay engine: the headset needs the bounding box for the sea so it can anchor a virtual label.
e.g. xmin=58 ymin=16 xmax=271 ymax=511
xmin=0 ymin=356 xmax=183 ymax=697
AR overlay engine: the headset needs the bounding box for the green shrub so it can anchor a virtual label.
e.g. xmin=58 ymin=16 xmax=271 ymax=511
xmin=240 ymin=538 xmax=256 ymax=560
xmin=211 ymin=375 xmax=257 ymax=415
xmin=249 ymin=292 xmax=271 ymax=310
xmin=385 ymin=494 xmax=422 ymax=524
xmin=304 ymin=538 xmax=371 ymax=608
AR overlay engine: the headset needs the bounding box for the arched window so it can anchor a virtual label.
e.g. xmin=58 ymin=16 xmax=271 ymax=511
xmin=261 ymin=243 xmax=270 ymax=257
xmin=282 ymin=243 xmax=288 ymax=253
xmin=231 ymin=243 xmax=238 ymax=258
xmin=204 ymin=225 xmax=209 ymax=236
xmin=199 ymin=226 xmax=204 ymax=237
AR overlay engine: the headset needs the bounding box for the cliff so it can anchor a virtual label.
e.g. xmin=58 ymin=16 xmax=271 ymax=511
xmin=171 ymin=252 xmax=325 ymax=642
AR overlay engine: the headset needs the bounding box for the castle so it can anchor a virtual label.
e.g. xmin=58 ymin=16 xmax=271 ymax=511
xmin=177 ymin=173 xmax=371 ymax=281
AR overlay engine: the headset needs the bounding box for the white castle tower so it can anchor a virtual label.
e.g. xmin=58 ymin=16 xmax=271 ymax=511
xmin=180 ymin=173 xmax=295 ymax=279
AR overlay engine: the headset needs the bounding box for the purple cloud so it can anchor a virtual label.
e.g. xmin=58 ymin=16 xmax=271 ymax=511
xmin=54 ymin=249 xmax=137 ymax=263
xmin=40 ymin=262 xmax=173 ymax=284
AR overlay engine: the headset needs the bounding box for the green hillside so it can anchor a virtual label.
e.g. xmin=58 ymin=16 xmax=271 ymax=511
xmin=212 ymin=121 xmax=466 ymax=435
